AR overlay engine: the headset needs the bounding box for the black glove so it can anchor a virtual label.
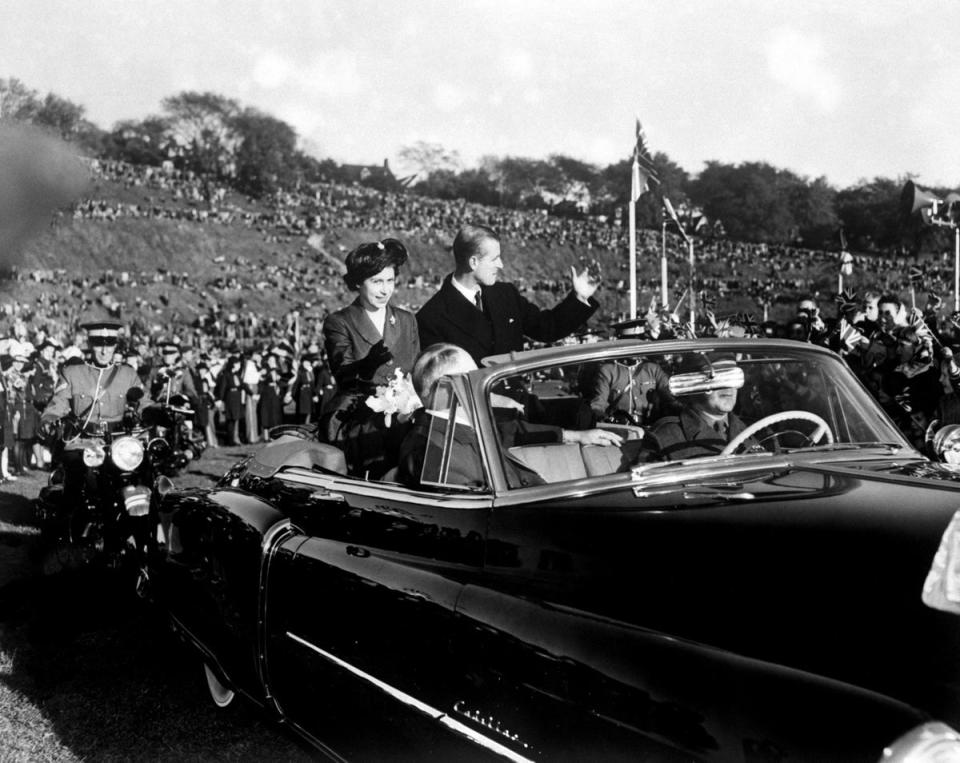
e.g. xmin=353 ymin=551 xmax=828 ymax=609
xmin=39 ymin=419 xmax=59 ymax=442
xmin=355 ymin=340 xmax=393 ymax=380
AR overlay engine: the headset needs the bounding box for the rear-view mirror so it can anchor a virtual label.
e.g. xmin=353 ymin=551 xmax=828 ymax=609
xmin=669 ymin=367 xmax=745 ymax=397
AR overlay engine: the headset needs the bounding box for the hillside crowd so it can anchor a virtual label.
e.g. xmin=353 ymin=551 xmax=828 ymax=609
xmin=64 ymin=159 xmax=947 ymax=302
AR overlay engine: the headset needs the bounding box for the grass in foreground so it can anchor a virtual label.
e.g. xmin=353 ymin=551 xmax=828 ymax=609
xmin=0 ymin=447 xmax=314 ymax=762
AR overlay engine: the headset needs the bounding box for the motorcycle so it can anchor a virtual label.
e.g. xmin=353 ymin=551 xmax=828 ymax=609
xmin=139 ymin=393 xmax=207 ymax=476
xmin=35 ymin=388 xmax=174 ymax=575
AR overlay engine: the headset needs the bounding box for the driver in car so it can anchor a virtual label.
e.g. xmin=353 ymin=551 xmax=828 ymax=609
xmin=644 ymin=354 xmax=760 ymax=461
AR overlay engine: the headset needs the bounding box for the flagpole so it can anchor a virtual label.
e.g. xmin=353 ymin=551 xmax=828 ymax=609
xmin=661 ymin=215 xmax=668 ymax=308
xmin=955 ymin=227 xmax=959 ymax=313
xmin=688 ymin=238 xmax=696 ymax=327
xmin=629 ymin=196 xmax=637 ymax=319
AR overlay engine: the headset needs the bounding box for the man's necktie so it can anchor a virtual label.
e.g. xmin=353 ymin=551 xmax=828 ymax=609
xmin=713 ymin=420 xmax=727 ymax=440
xmin=474 ymin=291 xmax=484 ymax=313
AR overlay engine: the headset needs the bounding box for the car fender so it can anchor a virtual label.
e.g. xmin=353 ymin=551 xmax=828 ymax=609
xmin=154 ymin=487 xmax=295 ymax=708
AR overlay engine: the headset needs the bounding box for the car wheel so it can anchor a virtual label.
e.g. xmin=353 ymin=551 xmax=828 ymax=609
xmin=203 ymin=663 xmax=235 ymax=708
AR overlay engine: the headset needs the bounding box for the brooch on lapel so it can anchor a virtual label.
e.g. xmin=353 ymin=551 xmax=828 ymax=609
xmin=508 ymin=318 xmax=515 ymax=324
xmin=389 ymin=314 xmax=396 ymax=326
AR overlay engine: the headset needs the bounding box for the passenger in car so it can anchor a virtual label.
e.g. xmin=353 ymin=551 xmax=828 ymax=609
xmin=397 ymin=344 xmax=622 ymax=489
xmin=415 ymin=223 xmax=599 ymax=366
xmin=320 ymin=239 xmax=420 ymax=478
xmin=397 ymin=344 xmax=535 ymax=489
xmin=644 ymin=355 xmax=760 ymax=461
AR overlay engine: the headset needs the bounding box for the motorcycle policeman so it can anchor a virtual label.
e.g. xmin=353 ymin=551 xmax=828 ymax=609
xmin=148 ymin=340 xmax=198 ymax=403
xmin=41 ymin=320 xmax=145 ymax=431
xmin=37 ymin=321 xmax=156 ymax=563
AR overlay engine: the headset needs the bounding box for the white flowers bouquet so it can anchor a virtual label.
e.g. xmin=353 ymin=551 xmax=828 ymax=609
xmin=365 ymin=368 xmax=421 ymax=426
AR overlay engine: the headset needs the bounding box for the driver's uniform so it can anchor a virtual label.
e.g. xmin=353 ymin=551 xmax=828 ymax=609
xmin=645 ymin=406 xmax=757 ymax=461
xmin=42 ymin=361 xmax=144 ymax=429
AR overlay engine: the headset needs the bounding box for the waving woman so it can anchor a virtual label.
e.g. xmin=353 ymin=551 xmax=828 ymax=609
xmin=321 ymin=239 xmax=420 ymax=477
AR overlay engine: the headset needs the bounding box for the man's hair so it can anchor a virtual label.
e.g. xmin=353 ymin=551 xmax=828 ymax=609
xmin=864 ymin=290 xmax=881 ymax=303
xmin=878 ymin=293 xmax=902 ymax=310
xmin=412 ymin=343 xmax=477 ymax=403
xmin=453 ymin=224 xmax=499 ymax=271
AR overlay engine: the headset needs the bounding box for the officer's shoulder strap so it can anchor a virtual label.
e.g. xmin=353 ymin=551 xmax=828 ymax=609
xmin=101 ymin=363 xmax=122 ymax=391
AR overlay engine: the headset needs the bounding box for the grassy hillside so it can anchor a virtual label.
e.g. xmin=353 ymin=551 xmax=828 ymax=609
xmin=4 ymin=171 xmax=841 ymax=336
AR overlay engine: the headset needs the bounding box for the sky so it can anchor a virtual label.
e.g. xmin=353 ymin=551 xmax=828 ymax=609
xmin=3 ymin=0 xmax=959 ymax=189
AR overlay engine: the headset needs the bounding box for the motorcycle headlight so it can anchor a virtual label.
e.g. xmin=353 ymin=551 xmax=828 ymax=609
xmin=83 ymin=444 xmax=106 ymax=467
xmin=111 ymin=436 xmax=145 ymax=471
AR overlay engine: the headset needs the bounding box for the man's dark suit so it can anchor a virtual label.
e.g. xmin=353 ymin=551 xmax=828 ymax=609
xmin=416 ymin=275 xmax=597 ymax=365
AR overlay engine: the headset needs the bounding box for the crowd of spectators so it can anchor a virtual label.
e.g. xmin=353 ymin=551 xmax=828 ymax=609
xmin=4 ymin=157 xmax=960 ymax=472
xmin=53 ymin=158 xmax=949 ymax=310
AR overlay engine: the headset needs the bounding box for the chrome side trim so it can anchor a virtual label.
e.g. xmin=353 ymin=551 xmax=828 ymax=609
xmin=286 ymin=632 xmax=534 ymax=762
xmin=259 ymin=519 xmax=297 ymax=717
xmin=275 ymin=467 xmax=493 ymax=510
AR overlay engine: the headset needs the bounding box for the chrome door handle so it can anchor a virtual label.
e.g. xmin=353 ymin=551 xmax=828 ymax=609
xmin=309 ymin=488 xmax=345 ymax=502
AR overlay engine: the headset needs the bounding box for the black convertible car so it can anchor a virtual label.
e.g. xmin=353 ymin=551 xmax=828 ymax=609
xmin=149 ymin=339 xmax=960 ymax=761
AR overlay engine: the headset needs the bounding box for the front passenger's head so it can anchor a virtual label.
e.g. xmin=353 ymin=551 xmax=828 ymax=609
xmin=413 ymin=343 xmax=477 ymax=405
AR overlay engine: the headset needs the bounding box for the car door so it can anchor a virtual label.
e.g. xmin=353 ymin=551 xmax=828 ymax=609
xmin=462 ymin=465 xmax=931 ymax=760
xmin=263 ymin=381 xmax=505 ymax=759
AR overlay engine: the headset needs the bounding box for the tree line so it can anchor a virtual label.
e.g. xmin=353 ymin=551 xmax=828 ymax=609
xmin=1 ymin=77 xmax=950 ymax=256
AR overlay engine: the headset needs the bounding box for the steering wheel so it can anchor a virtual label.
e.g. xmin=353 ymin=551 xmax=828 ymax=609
xmin=722 ymin=410 xmax=834 ymax=455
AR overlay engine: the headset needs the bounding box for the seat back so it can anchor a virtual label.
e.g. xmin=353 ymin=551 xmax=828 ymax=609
xmin=509 ymin=443 xmax=586 ymax=483
xmin=597 ymin=422 xmax=645 ymax=440
xmin=581 ymin=445 xmax=624 ymax=476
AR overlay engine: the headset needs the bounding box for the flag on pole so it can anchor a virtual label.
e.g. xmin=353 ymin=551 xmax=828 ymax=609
xmin=631 ymin=117 xmax=659 ymax=200
xmin=662 ymin=196 xmax=690 ymax=245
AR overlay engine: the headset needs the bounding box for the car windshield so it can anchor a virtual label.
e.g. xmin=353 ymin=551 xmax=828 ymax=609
xmin=485 ymin=344 xmax=914 ymax=488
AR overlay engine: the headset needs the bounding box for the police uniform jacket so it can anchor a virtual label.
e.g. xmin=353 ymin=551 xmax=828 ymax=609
xmin=587 ymin=360 xmax=676 ymax=424
xmin=416 ymin=275 xmax=597 ymax=366
xmin=41 ymin=361 xmax=145 ymax=425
